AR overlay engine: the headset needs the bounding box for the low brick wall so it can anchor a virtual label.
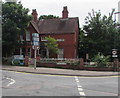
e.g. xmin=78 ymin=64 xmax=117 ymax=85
xmin=37 ymin=63 xmax=80 ymax=70
xmin=36 ymin=58 xmax=120 ymax=71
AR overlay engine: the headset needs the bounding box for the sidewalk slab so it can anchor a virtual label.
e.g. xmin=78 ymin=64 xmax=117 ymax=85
xmin=1 ymin=65 xmax=119 ymax=77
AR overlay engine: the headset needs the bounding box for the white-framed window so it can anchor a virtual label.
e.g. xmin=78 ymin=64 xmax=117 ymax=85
xmin=57 ymin=39 xmax=65 ymax=42
xmin=20 ymin=48 xmax=25 ymax=55
xmin=58 ymin=48 xmax=64 ymax=58
xmin=41 ymin=37 xmax=47 ymax=41
xmin=26 ymin=30 xmax=30 ymax=41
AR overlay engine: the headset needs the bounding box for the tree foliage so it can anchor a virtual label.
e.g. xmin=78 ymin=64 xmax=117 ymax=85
xmin=45 ymin=36 xmax=58 ymax=55
xmin=79 ymin=9 xmax=120 ymax=59
xmin=2 ymin=1 xmax=32 ymax=57
xmin=39 ymin=15 xmax=59 ymax=20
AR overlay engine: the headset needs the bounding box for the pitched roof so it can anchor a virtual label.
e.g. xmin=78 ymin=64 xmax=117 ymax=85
xmin=30 ymin=20 xmax=39 ymax=33
xmin=30 ymin=17 xmax=79 ymax=34
xmin=37 ymin=17 xmax=79 ymax=34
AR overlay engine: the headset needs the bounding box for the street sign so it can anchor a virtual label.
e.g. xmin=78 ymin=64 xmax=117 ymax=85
xmin=33 ymin=37 xmax=39 ymax=41
xmin=112 ymin=51 xmax=117 ymax=55
xmin=112 ymin=50 xmax=117 ymax=55
xmin=32 ymin=33 xmax=39 ymax=37
xmin=33 ymin=41 xmax=39 ymax=46
xmin=32 ymin=33 xmax=40 ymax=70
xmin=32 ymin=33 xmax=39 ymax=47
xmin=112 ymin=55 xmax=118 ymax=57
xmin=112 ymin=49 xmax=118 ymax=58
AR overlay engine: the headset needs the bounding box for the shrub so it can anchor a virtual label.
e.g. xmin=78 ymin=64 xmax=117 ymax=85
xmin=91 ymin=52 xmax=110 ymax=67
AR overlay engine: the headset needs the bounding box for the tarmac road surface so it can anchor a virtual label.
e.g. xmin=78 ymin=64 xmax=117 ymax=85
xmin=2 ymin=70 xmax=119 ymax=97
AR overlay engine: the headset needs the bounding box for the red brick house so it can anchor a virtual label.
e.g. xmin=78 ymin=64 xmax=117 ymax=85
xmin=19 ymin=6 xmax=80 ymax=59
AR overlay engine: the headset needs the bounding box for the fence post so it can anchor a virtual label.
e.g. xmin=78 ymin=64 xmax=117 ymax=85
xmin=79 ymin=58 xmax=84 ymax=69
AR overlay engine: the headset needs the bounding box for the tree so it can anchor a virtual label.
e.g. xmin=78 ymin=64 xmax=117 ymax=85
xmin=79 ymin=9 xmax=120 ymax=59
xmin=44 ymin=36 xmax=58 ymax=58
xmin=2 ymin=1 xmax=32 ymax=57
xmin=39 ymin=15 xmax=59 ymax=20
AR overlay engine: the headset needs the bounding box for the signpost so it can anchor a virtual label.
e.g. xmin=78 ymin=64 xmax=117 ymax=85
xmin=112 ymin=49 xmax=118 ymax=58
xmin=112 ymin=49 xmax=118 ymax=71
xmin=32 ymin=33 xmax=39 ymax=69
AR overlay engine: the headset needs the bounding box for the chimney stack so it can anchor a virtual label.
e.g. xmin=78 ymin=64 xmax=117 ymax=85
xmin=32 ymin=9 xmax=38 ymax=22
xmin=62 ymin=6 xmax=69 ymax=18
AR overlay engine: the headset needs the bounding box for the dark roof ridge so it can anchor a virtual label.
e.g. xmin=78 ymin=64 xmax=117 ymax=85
xmin=37 ymin=17 xmax=79 ymax=21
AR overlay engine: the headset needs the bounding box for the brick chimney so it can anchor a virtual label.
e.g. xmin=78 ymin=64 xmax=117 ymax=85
xmin=32 ymin=9 xmax=38 ymax=22
xmin=62 ymin=6 xmax=69 ymax=18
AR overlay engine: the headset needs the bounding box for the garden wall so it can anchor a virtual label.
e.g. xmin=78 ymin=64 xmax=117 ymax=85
xmin=35 ymin=58 xmax=120 ymax=71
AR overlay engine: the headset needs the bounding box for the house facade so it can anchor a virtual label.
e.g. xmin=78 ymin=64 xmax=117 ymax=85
xmin=19 ymin=6 xmax=80 ymax=59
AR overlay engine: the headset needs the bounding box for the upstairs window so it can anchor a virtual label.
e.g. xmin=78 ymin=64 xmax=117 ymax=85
xmin=57 ymin=39 xmax=65 ymax=42
xmin=41 ymin=37 xmax=47 ymax=41
xmin=26 ymin=30 xmax=30 ymax=41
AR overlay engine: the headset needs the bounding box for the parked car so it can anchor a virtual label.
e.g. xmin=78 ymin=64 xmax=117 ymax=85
xmin=12 ymin=55 xmax=24 ymax=65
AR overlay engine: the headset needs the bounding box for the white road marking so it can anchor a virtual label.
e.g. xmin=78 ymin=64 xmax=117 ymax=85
xmin=78 ymin=87 xmax=83 ymax=91
xmin=76 ymin=80 xmax=80 ymax=83
xmin=6 ymin=77 xmax=16 ymax=87
xmin=77 ymin=85 xmax=82 ymax=88
xmin=75 ymin=76 xmax=86 ymax=96
xmin=75 ymin=78 xmax=79 ymax=81
xmin=79 ymin=92 xmax=86 ymax=96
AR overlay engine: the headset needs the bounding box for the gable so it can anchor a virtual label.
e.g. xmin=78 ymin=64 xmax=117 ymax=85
xmin=30 ymin=21 xmax=39 ymax=33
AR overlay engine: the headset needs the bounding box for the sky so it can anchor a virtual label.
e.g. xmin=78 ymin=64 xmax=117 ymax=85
xmin=4 ymin=0 xmax=120 ymax=27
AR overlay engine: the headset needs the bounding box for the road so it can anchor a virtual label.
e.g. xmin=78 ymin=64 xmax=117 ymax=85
xmin=2 ymin=70 xmax=118 ymax=97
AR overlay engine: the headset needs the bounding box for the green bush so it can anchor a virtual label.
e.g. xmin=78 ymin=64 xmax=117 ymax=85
xmin=92 ymin=52 xmax=110 ymax=67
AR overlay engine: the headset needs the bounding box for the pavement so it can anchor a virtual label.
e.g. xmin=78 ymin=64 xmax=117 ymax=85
xmin=1 ymin=65 xmax=119 ymax=77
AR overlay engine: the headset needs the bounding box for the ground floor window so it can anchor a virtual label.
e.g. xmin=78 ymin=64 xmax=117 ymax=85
xmin=40 ymin=48 xmax=47 ymax=58
xmin=58 ymin=48 xmax=64 ymax=58
xmin=20 ymin=48 xmax=25 ymax=56
xmin=20 ymin=48 xmax=31 ymax=57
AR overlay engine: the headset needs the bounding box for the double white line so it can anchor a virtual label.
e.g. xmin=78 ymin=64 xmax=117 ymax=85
xmin=75 ymin=76 xmax=86 ymax=96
